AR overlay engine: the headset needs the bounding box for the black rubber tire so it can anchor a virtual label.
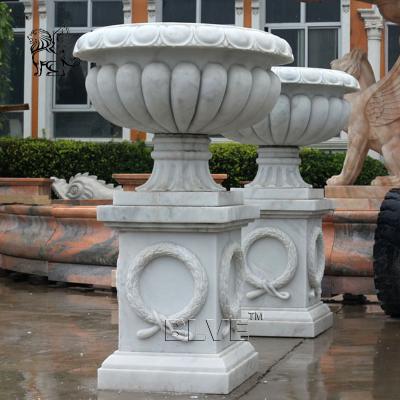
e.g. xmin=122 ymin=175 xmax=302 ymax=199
xmin=373 ymin=188 xmax=400 ymax=317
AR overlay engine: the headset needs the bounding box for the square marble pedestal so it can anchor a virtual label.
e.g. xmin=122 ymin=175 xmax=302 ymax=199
xmin=96 ymin=191 xmax=259 ymax=394
xmin=238 ymin=188 xmax=333 ymax=338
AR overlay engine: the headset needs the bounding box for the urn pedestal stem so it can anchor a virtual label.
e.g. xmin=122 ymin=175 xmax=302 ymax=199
xmin=137 ymin=134 xmax=224 ymax=192
xmin=247 ymin=146 xmax=310 ymax=189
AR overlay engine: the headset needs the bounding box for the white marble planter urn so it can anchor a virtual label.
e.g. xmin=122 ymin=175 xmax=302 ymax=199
xmin=73 ymin=23 xmax=293 ymax=394
xmin=226 ymin=67 xmax=359 ymax=338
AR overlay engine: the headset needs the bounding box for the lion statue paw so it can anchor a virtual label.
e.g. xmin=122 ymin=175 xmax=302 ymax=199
xmin=326 ymin=175 xmax=348 ymax=186
xmin=371 ymin=175 xmax=400 ymax=186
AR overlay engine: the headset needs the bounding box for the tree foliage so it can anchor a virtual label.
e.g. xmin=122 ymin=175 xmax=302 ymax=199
xmin=0 ymin=3 xmax=14 ymax=104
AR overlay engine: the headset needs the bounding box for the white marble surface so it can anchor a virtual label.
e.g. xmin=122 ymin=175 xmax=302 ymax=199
xmin=241 ymin=302 xmax=333 ymax=338
xmin=73 ymin=24 xmax=293 ymax=194
xmin=74 ymin=23 xmax=293 ymax=66
xmin=225 ymin=68 xmax=354 ymax=339
xmin=73 ymin=23 xmax=293 ymax=135
xmin=242 ymin=188 xmax=324 ymax=200
xmin=232 ymin=187 xmax=325 ymax=201
xmin=97 ymin=203 xmax=260 ymax=225
xmin=273 ymin=66 xmax=358 ymax=90
xmin=136 ymin=134 xmax=224 ymax=192
xmin=114 ymin=190 xmax=244 ymax=206
xmin=73 ymin=22 xmax=295 ymax=395
xmin=241 ymin=197 xmax=333 ymax=213
xmin=225 ymin=66 xmax=358 ymax=146
xmin=245 ymin=147 xmax=311 ymax=189
xmin=224 ymin=67 xmax=359 ymax=231
xmin=98 ymin=206 xmax=259 ymax=393
xmin=52 ymin=172 xmax=121 ymax=200
xmin=239 ymin=197 xmax=333 ymax=338
xmin=98 ymin=342 xmax=258 ymax=394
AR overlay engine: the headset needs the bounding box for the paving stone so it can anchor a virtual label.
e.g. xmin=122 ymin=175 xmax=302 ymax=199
xmin=0 ymin=277 xmax=399 ymax=400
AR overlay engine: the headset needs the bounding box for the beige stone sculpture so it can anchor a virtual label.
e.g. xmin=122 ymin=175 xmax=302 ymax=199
xmin=364 ymin=0 xmax=400 ymax=24
xmin=327 ymin=49 xmax=400 ymax=186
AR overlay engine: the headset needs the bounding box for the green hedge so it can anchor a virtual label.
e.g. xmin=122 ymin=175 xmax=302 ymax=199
xmin=0 ymin=138 xmax=387 ymax=188
xmin=210 ymin=143 xmax=387 ymax=188
xmin=0 ymin=138 xmax=153 ymax=183
xmin=300 ymin=147 xmax=388 ymax=188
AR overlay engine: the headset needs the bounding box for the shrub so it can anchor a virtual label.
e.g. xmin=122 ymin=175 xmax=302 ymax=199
xmin=210 ymin=143 xmax=258 ymax=188
xmin=210 ymin=143 xmax=387 ymax=188
xmin=0 ymin=138 xmax=388 ymax=188
xmin=299 ymin=147 xmax=388 ymax=187
xmin=0 ymin=3 xmax=14 ymax=104
xmin=0 ymin=138 xmax=153 ymax=183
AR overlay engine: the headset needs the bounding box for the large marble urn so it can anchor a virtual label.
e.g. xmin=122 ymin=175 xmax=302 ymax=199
xmin=74 ymin=23 xmax=292 ymax=192
xmin=74 ymin=23 xmax=293 ymax=394
xmin=226 ymin=67 xmax=359 ymax=338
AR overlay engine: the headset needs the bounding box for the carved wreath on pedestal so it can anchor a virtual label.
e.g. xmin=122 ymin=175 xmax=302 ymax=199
xmin=125 ymin=242 xmax=208 ymax=342
xmin=243 ymin=227 xmax=298 ymax=301
xmin=219 ymin=241 xmax=246 ymax=337
xmin=307 ymin=227 xmax=325 ymax=299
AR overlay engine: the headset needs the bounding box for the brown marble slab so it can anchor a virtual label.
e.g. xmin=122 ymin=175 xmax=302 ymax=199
xmin=113 ymin=173 xmax=228 ymax=190
xmin=320 ymin=185 xmax=388 ymax=295
xmin=112 ymin=173 xmax=150 ymax=191
xmin=0 ymin=188 xmax=379 ymax=294
xmin=0 ymin=178 xmax=53 ymax=197
xmin=0 ymin=194 xmax=51 ymax=205
xmin=0 ymin=204 xmax=118 ymax=274
xmin=325 ymin=185 xmax=396 ymax=200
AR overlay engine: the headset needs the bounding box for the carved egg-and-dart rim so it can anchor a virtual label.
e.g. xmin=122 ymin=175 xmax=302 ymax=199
xmin=272 ymin=66 xmax=360 ymax=93
xmin=73 ymin=22 xmax=294 ymax=66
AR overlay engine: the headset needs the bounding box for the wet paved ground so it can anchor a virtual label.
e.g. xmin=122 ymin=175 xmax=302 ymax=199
xmin=1 ymin=275 xmax=400 ymax=400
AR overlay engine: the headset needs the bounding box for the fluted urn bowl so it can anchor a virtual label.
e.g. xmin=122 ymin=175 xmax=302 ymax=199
xmin=226 ymin=67 xmax=359 ymax=146
xmin=73 ymin=23 xmax=293 ymax=192
xmin=224 ymin=67 xmax=359 ymax=191
xmin=73 ymin=23 xmax=293 ymax=135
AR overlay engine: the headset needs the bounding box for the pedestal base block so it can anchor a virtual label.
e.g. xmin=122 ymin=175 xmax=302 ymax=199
xmin=241 ymin=302 xmax=332 ymax=338
xmin=98 ymin=190 xmax=259 ymax=395
xmin=239 ymin=188 xmax=333 ymax=338
xmin=98 ymin=341 xmax=258 ymax=394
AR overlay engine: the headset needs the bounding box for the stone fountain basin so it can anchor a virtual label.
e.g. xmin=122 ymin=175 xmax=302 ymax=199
xmin=0 ymin=201 xmax=376 ymax=293
xmin=73 ymin=23 xmax=293 ymax=134
xmin=227 ymin=67 xmax=359 ymax=146
xmin=0 ymin=201 xmax=118 ymax=286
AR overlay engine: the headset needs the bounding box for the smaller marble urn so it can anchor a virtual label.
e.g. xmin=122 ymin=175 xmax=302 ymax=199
xmin=226 ymin=67 xmax=359 ymax=338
